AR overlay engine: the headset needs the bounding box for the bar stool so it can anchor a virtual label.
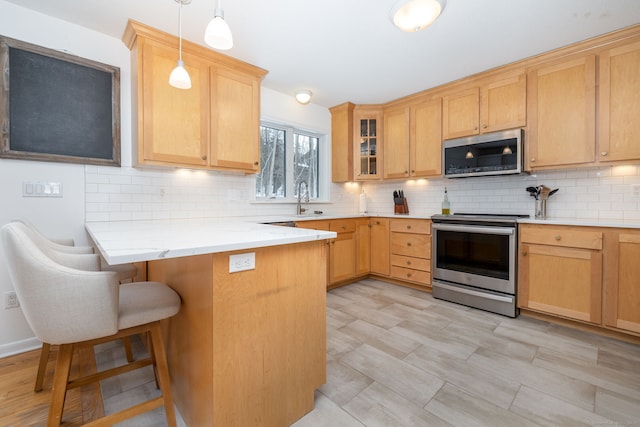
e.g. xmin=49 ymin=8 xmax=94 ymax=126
xmin=1 ymin=222 xmax=181 ymax=426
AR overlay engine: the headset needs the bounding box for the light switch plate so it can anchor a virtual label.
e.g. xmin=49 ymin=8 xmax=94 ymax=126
xmin=23 ymin=181 xmax=63 ymax=198
xmin=229 ymin=252 xmax=256 ymax=273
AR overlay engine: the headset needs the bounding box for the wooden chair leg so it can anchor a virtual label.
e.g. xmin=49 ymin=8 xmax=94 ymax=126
xmin=122 ymin=337 xmax=134 ymax=363
xmin=149 ymin=322 xmax=177 ymax=427
xmin=47 ymin=343 xmax=74 ymax=427
xmin=35 ymin=342 xmax=51 ymax=392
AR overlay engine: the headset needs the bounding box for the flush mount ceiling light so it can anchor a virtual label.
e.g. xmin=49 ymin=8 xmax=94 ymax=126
xmin=204 ymin=0 xmax=233 ymax=50
xmin=169 ymin=0 xmax=192 ymax=89
xmin=295 ymin=90 xmax=312 ymax=105
xmin=390 ymin=0 xmax=445 ymax=32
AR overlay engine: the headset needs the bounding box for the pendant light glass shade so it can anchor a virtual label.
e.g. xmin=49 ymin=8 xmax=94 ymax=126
xmin=169 ymin=60 xmax=191 ymax=89
xmin=204 ymin=4 xmax=233 ymax=50
xmin=391 ymin=0 xmax=445 ymax=32
xmin=169 ymin=0 xmax=191 ymax=89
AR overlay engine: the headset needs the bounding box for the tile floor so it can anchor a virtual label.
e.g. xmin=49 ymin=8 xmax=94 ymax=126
xmin=96 ymin=279 xmax=640 ymax=426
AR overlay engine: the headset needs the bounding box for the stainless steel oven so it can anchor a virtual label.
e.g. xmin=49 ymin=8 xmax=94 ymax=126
xmin=431 ymin=213 xmax=527 ymax=317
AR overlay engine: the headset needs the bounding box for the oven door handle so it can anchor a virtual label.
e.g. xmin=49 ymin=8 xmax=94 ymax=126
xmin=433 ymin=281 xmax=514 ymax=303
xmin=432 ymin=224 xmax=514 ymax=235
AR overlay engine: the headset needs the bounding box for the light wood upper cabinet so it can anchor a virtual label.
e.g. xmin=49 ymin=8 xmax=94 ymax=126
xmin=354 ymin=106 xmax=383 ymax=180
xmin=139 ymin=39 xmax=210 ymax=167
xmin=442 ymin=73 xmax=526 ymax=140
xmin=210 ymin=67 xmax=261 ymax=172
xmin=603 ymin=229 xmax=640 ymax=334
xmin=383 ymin=97 xmax=442 ymax=179
xmin=329 ymin=102 xmax=355 ymax=182
xmin=124 ymin=20 xmax=267 ymax=173
xmin=383 ymin=106 xmax=410 ymax=179
xmin=598 ymin=40 xmax=640 ymax=164
xmin=527 ymin=55 xmax=596 ymax=169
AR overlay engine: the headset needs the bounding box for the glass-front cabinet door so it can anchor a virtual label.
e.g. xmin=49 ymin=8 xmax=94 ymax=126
xmin=354 ymin=106 xmax=383 ymax=180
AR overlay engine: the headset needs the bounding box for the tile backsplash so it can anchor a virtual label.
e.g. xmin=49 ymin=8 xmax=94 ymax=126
xmin=86 ymin=164 xmax=640 ymax=222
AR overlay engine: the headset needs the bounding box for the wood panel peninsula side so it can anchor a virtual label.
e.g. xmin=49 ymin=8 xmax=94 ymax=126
xmin=85 ymin=219 xmax=335 ymax=426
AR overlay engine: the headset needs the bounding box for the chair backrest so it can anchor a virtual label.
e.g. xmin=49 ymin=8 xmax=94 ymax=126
xmin=1 ymin=223 xmax=120 ymax=345
xmin=12 ymin=218 xmax=94 ymax=254
xmin=10 ymin=222 xmax=101 ymax=271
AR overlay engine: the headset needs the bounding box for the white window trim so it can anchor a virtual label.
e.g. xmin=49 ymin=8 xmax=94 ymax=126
xmin=253 ymin=120 xmax=330 ymax=203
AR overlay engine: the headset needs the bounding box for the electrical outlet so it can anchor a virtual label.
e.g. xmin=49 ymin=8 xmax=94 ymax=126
xmin=3 ymin=291 xmax=19 ymax=309
xmin=632 ymin=184 xmax=640 ymax=197
xmin=229 ymin=252 xmax=256 ymax=273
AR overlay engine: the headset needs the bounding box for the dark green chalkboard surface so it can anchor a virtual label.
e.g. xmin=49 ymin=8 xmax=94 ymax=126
xmin=0 ymin=36 xmax=120 ymax=166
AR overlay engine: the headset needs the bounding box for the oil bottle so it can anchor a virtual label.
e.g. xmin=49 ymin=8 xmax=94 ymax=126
xmin=441 ymin=187 xmax=450 ymax=215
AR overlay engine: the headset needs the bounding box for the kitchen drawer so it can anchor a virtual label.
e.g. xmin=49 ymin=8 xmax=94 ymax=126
xmin=391 ymin=254 xmax=430 ymax=272
xmin=520 ymin=225 xmax=602 ymax=250
xmin=390 ymin=219 xmax=430 ymax=235
xmin=330 ymin=219 xmax=356 ymax=233
xmin=390 ymin=232 xmax=430 ymax=257
xmin=391 ymin=265 xmax=430 ymax=285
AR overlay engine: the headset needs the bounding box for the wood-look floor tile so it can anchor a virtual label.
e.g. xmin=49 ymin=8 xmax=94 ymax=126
xmin=426 ymin=300 xmax=502 ymax=331
xmin=379 ymin=302 xmax=452 ymax=330
xmin=341 ymin=343 xmax=444 ymax=407
xmin=533 ymin=349 xmax=640 ymax=401
xmin=494 ymin=322 xmax=599 ymax=364
xmin=424 ymin=383 xmax=539 ymax=427
xmin=326 ymin=328 xmax=362 ymax=362
xmin=391 ymin=320 xmax=478 ymax=360
xmin=319 ymin=361 xmax=374 ymax=406
xmin=338 ymin=302 xmax=405 ymax=329
xmin=342 ymin=382 xmax=452 ymax=427
xmin=292 ymin=391 xmax=365 ymax=427
xmin=404 ymin=346 xmax=521 ymax=410
xmin=468 ymin=347 xmax=596 ymax=411
xmin=339 ymin=319 xmax=421 ymax=359
xmin=594 ymin=387 xmax=640 ymax=424
xmin=327 ymin=306 xmax=357 ymax=330
xmin=443 ymin=322 xmax=538 ymax=362
xmin=510 ymin=385 xmax=611 ymax=427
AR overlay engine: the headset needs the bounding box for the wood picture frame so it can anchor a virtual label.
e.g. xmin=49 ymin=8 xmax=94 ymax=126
xmin=0 ymin=35 xmax=120 ymax=166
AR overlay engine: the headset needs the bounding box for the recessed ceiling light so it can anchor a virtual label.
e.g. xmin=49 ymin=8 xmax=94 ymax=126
xmin=390 ymin=0 xmax=445 ymax=32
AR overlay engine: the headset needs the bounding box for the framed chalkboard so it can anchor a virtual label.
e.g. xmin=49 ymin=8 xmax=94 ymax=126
xmin=0 ymin=36 xmax=120 ymax=166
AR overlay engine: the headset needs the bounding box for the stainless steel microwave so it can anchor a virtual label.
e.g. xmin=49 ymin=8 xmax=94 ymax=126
xmin=443 ymin=129 xmax=524 ymax=178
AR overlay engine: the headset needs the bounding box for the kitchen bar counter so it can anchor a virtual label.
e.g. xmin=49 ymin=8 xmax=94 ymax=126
xmin=85 ymin=218 xmax=336 ymax=265
xmin=85 ymin=218 xmax=334 ymax=427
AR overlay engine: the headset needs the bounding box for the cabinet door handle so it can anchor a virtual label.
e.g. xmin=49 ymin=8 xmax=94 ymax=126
xmin=405 ymin=171 xmax=409 ymax=175
xmin=406 ymin=225 xmax=412 ymax=230
xmin=407 ymin=242 xmax=412 ymax=247
xmin=254 ymin=161 xmax=259 ymax=165
xmin=522 ymin=251 xmax=528 ymax=256
xmin=341 ymin=225 xmax=346 ymax=230
xmin=530 ymin=158 xmax=536 ymax=163
xmin=601 ymin=151 xmax=608 ymax=157
xmin=555 ymin=235 xmax=562 ymax=241
xmin=202 ymin=155 xmax=207 ymax=160
xmin=482 ymin=124 xmax=487 ymax=129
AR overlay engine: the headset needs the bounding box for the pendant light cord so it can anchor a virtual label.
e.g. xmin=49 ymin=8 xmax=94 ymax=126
xmin=178 ymin=0 xmax=183 ymax=61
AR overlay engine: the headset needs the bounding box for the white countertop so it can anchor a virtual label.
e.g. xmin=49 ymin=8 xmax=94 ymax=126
xmin=86 ymin=219 xmax=336 ymax=265
xmin=518 ymin=217 xmax=640 ymax=229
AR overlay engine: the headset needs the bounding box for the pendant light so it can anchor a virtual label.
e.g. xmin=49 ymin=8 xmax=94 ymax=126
xmin=169 ymin=0 xmax=192 ymax=89
xmin=204 ymin=0 xmax=233 ymax=50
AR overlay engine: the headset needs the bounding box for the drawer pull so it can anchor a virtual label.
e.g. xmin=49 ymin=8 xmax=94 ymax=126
xmin=407 ymin=242 xmax=412 ymax=247
xmin=407 ymin=273 xmax=412 ymax=278
xmin=555 ymin=235 xmax=562 ymax=241
xmin=407 ymin=225 xmax=412 ymax=230
xmin=202 ymin=155 xmax=207 ymax=160
xmin=406 ymin=260 xmax=412 ymax=265
xmin=341 ymin=225 xmax=346 ymax=230
xmin=522 ymin=251 xmax=528 ymax=256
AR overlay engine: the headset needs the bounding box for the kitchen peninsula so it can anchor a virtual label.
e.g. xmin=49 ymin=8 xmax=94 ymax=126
xmin=86 ymin=219 xmax=336 ymax=427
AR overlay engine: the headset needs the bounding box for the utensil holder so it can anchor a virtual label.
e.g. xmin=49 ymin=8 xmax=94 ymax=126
xmin=394 ymin=198 xmax=409 ymax=214
xmin=535 ymin=199 xmax=547 ymax=219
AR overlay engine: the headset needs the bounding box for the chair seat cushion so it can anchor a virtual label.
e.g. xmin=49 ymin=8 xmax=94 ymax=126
xmin=118 ymin=282 xmax=181 ymax=330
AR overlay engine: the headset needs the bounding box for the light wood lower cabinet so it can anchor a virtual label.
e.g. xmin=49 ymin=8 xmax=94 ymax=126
xmin=356 ymin=218 xmax=371 ymax=276
xmin=389 ymin=219 xmax=431 ymax=289
xmin=370 ymin=218 xmax=390 ymax=276
xmin=603 ymin=229 xmax=640 ymax=334
xmin=148 ymin=241 xmax=327 ymax=427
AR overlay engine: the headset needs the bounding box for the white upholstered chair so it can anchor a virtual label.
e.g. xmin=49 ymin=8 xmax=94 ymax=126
xmin=10 ymin=220 xmax=140 ymax=391
xmin=1 ymin=222 xmax=181 ymax=426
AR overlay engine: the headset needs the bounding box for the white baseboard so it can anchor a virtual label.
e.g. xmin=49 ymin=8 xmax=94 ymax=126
xmin=0 ymin=336 xmax=41 ymax=359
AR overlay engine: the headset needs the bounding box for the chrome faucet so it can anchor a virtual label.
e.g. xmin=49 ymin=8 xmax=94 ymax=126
xmin=296 ymin=180 xmax=309 ymax=215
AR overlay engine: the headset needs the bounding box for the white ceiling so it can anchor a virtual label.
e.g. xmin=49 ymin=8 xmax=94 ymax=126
xmin=6 ymin=0 xmax=640 ymax=108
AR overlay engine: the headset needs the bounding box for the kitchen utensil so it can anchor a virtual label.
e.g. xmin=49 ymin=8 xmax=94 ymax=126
xmin=539 ymin=185 xmax=552 ymax=200
xmin=549 ymin=188 xmax=559 ymax=197
xmin=526 ymin=186 xmax=538 ymax=199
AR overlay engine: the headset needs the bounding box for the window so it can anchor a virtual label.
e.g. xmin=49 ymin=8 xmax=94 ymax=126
xmin=256 ymin=122 xmax=323 ymax=200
